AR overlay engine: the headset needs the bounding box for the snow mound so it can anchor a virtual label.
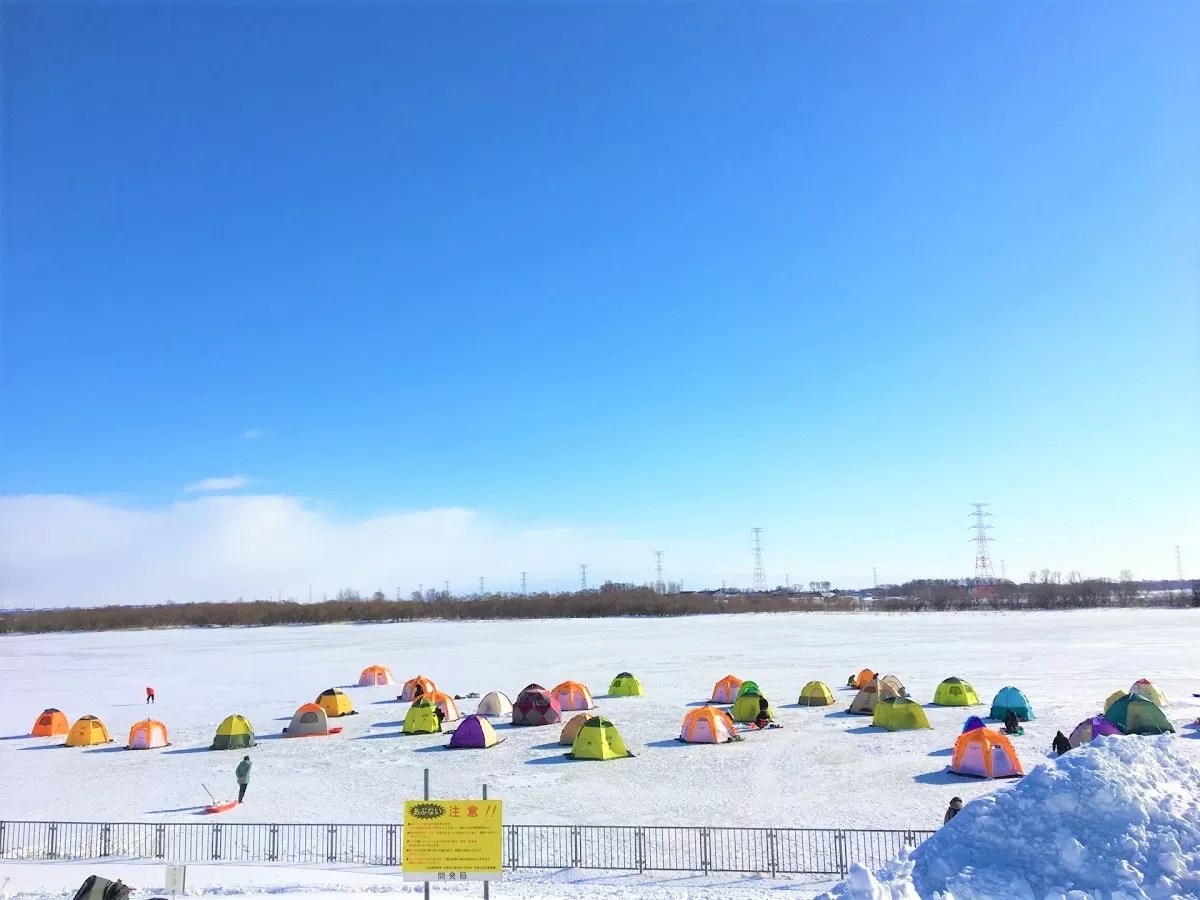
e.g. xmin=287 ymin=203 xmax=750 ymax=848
xmin=820 ymin=736 xmax=1200 ymax=900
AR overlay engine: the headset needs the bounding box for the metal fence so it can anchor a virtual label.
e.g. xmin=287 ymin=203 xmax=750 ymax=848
xmin=0 ymin=820 xmax=933 ymax=878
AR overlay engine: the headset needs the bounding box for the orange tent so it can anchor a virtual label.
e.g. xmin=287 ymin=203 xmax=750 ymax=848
xmin=855 ymin=669 xmax=876 ymax=689
xmin=551 ymin=680 xmax=596 ymax=712
xmin=399 ymin=675 xmax=438 ymax=702
xmin=126 ymin=719 xmax=170 ymax=749
xmin=358 ymin=665 xmax=395 ymax=687
xmin=680 ymin=706 xmax=739 ymax=744
xmin=425 ymin=691 xmax=461 ymax=722
xmin=711 ymin=675 xmax=743 ymax=703
xmin=951 ymin=727 xmax=1023 ymax=778
xmin=31 ymin=708 xmax=69 ymax=737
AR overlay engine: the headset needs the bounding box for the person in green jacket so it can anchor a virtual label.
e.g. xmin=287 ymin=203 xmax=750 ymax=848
xmin=235 ymin=756 xmax=252 ymax=803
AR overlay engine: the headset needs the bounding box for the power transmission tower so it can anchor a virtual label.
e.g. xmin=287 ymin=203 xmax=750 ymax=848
xmin=872 ymin=567 xmax=877 ymax=589
xmin=579 ymin=564 xmax=588 ymax=591
xmin=443 ymin=580 xmax=450 ymax=597
xmin=969 ymin=503 xmax=995 ymax=593
xmin=653 ymin=551 xmax=665 ymax=594
xmin=1177 ymin=546 xmax=1184 ymax=582
xmin=479 ymin=576 xmax=485 ymax=594
xmin=520 ymin=572 xmax=528 ymax=595
xmin=1000 ymin=560 xmax=1007 ymax=581
xmin=751 ymin=528 xmax=767 ymax=592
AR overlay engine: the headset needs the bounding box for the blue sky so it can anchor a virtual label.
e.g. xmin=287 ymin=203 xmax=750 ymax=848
xmin=2 ymin=3 xmax=1197 ymax=604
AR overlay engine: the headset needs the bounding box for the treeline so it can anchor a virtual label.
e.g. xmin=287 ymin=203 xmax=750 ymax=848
xmin=1 ymin=579 xmax=1194 ymax=635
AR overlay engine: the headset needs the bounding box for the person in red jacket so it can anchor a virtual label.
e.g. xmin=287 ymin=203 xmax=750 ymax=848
xmin=146 ymin=686 xmax=155 ymax=704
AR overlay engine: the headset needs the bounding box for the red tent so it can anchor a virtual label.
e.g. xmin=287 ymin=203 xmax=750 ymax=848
xmin=512 ymin=687 xmax=561 ymax=726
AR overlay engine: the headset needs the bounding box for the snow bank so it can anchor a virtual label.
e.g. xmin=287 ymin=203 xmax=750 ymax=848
xmin=820 ymin=736 xmax=1200 ymax=900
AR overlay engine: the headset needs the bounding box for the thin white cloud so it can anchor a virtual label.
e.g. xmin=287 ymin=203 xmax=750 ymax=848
xmin=243 ymin=429 xmax=266 ymax=440
xmin=184 ymin=475 xmax=250 ymax=493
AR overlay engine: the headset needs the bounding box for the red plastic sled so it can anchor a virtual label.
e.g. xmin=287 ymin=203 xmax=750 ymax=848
xmin=203 ymin=800 xmax=238 ymax=814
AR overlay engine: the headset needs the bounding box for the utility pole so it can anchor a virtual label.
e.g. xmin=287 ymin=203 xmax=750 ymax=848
xmin=1177 ymin=546 xmax=1185 ymax=583
xmin=1000 ymin=560 xmax=1007 ymax=581
xmin=308 ymin=584 xmax=312 ymax=602
xmin=579 ymin=564 xmax=588 ymax=591
xmin=653 ymin=551 xmax=665 ymax=595
xmin=479 ymin=576 xmax=485 ymax=594
xmin=872 ymin=567 xmax=877 ymax=589
xmin=751 ymin=528 xmax=767 ymax=592
xmin=520 ymin=572 xmax=528 ymax=595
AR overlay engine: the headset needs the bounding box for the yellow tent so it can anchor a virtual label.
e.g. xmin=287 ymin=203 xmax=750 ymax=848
xmin=608 ymin=672 xmax=644 ymax=697
xmin=66 ymin=715 xmax=112 ymax=747
xmin=1104 ymin=690 xmax=1127 ymax=714
xmin=933 ymin=677 xmax=980 ymax=707
xmin=403 ymin=699 xmax=441 ymax=735
xmin=731 ymin=692 xmax=773 ymax=723
xmin=1129 ymin=679 xmax=1168 ymax=708
xmin=797 ymin=681 xmax=834 ymax=706
xmin=211 ymin=714 xmax=256 ymax=750
xmin=316 ymin=688 xmax=355 ymax=718
xmin=872 ymin=697 xmax=931 ymax=731
xmin=567 ymin=716 xmax=633 ymax=760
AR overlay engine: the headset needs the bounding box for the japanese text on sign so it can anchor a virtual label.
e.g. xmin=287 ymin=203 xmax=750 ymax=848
xmin=402 ymin=799 xmax=503 ymax=882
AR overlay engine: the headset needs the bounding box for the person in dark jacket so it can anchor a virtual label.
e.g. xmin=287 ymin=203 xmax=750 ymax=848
xmin=434 ymin=705 xmax=445 ymax=727
xmin=1052 ymin=731 xmax=1071 ymax=756
xmin=1003 ymin=710 xmax=1020 ymax=735
xmin=753 ymin=696 xmax=772 ymax=729
xmin=235 ymin=756 xmax=252 ymax=803
xmin=943 ymin=797 xmax=963 ymax=824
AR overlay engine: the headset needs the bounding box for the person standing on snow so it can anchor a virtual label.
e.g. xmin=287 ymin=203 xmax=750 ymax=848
xmin=145 ymin=686 xmax=155 ymax=704
xmin=235 ymin=756 xmax=252 ymax=803
xmin=1052 ymin=731 xmax=1071 ymax=756
xmin=943 ymin=797 xmax=963 ymax=824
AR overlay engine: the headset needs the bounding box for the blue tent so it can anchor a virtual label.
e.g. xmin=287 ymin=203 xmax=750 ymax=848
xmin=989 ymin=686 xmax=1034 ymax=722
xmin=962 ymin=715 xmax=987 ymax=733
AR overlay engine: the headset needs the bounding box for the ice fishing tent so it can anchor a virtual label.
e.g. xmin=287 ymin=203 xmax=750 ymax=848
xmin=358 ymin=665 xmax=394 ymax=687
xmin=1068 ymin=716 xmax=1122 ymax=749
xmin=934 ymin=677 xmax=980 ymax=707
xmin=521 ymin=683 xmax=546 ymax=693
xmin=400 ymin=675 xmax=438 ymax=702
xmin=872 ymin=697 xmax=932 ymax=731
xmin=951 ymin=727 xmax=1023 ymax=778
xmin=566 ymin=716 xmax=633 ymax=760
xmin=711 ymin=675 xmax=743 ymax=703
xmin=31 ymin=708 xmax=69 ymax=737
xmin=559 ymin=712 xmax=590 ymax=745
xmin=425 ymin=691 xmax=461 ymax=723
xmin=316 ymin=688 xmax=356 ymax=718
xmin=989 ymin=686 xmax=1034 ymax=722
xmin=737 ymin=680 xmax=761 ymax=698
xmin=403 ymin=699 xmax=442 ymax=735
xmin=731 ymin=691 xmax=773 ymax=723
xmin=853 ymin=669 xmax=876 ymax=689
xmin=797 ymin=681 xmax=835 ymax=707
xmin=126 ymin=719 xmax=169 ymax=749
xmin=512 ymin=687 xmax=561 ymax=726
xmin=1129 ymin=678 xmax=1168 ymax=709
xmin=1104 ymin=694 xmax=1175 ymax=735
xmin=849 ymin=676 xmax=902 ymax=715
xmin=476 ymin=691 xmax=513 ymax=717
xmin=1104 ymin=690 xmax=1127 ymax=714
xmin=962 ymin=715 xmax=987 ymax=733
xmin=447 ymin=715 xmax=502 ymax=749
xmin=608 ymin=672 xmax=643 ymax=697
xmin=211 ymin=715 xmax=256 ymax=750
xmin=551 ymin=680 xmax=596 ymax=712
xmin=877 ymin=675 xmax=907 ymax=698
xmin=286 ymin=703 xmax=332 ymax=738
xmin=679 ymin=706 xmax=738 ymax=744
xmin=65 ymin=715 xmax=112 ymax=747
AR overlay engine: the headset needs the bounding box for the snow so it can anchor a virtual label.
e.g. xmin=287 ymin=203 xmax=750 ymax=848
xmin=1 ymin=609 xmax=1197 ymax=832
xmin=819 ymin=736 xmax=1200 ymax=899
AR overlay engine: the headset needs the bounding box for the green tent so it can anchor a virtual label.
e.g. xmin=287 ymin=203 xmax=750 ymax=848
xmin=933 ymin=677 xmax=980 ymax=707
xmin=736 ymin=680 xmax=761 ymax=698
xmin=1104 ymin=694 xmax=1174 ymax=735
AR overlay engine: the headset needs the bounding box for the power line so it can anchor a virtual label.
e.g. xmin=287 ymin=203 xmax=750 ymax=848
xmin=751 ymin=528 xmax=766 ymax=592
xmin=653 ymin=551 xmax=665 ymax=595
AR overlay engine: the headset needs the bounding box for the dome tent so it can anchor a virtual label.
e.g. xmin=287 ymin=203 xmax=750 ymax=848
xmin=1129 ymin=678 xmax=1167 ymax=709
xmin=566 ymin=716 xmax=633 ymax=760
xmin=797 ymin=681 xmax=835 ymax=707
xmin=559 ymin=713 xmax=590 ymax=746
xmin=608 ymin=672 xmax=643 ymax=697
xmin=551 ymin=680 xmax=596 ymax=712
xmin=950 ymin=727 xmax=1023 ymax=779
xmin=476 ymin=691 xmax=513 ymax=717
xmin=31 ymin=708 xmax=69 ymax=738
xmin=126 ymin=719 xmax=169 ymax=749
xmin=679 ymin=706 xmax=739 ymax=744
xmin=358 ymin=665 xmax=395 ymax=687
xmin=512 ymin=687 xmax=561 ymax=727
xmin=211 ymin=715 xmax=256 ymax=750
xmin=1068 ymin=716 xmax=1121 ymax=749
xmin=447 ymin=715 xmax=502 ymax=749
xmin=933 ymin=677 xmax=980 ymax=707
xmin=731 ymin=691 xmax=773 ymax=723
xmin=65 ymin=715 xmax=112 ymax=747
xmin=403 ymin=699 xmax=441 ymax=735
xmin=711 ymin=675 xmax=743 ymax=704
xmin=1104 ymin=694 xmax=1174 ymax=736
xmin=873 ymin=697 xmax=932 ymax=731
xmin=989 ymin=686 xmax=1034 ymax=722
xmin=316 ymin=688 xmax=356 ymax=718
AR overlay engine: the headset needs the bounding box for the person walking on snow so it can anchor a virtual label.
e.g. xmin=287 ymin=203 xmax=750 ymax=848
xmin=943 ymin=797 xmax=963 ymax=824
xmin=145 ymin=686 xmax=155 ymax=704
xmin=1052 ymin=731 xmax=1071 ymax=756
xmin=235 ymin=756 xmax=252 ymax=803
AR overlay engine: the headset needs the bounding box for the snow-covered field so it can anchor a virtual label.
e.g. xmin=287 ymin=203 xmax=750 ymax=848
xmin=2 ymin=610 xmax=1198 ymax=832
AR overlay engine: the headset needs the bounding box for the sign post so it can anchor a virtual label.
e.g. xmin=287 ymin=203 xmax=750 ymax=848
xmin=164 ymin=864 xmax=186 ymax=898
xmin=403 ymin=769 xmax=503 ymax=894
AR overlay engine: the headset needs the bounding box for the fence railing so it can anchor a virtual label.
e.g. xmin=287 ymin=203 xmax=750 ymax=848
xmin=0 ymin=820 xmax=934 ymax=878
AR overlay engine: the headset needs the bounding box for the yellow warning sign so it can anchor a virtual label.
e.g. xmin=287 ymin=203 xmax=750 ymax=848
xmin=402 ymin=799 xmax=503 ymax=882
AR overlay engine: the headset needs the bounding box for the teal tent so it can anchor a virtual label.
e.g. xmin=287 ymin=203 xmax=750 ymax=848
xmin=989 ymin=686 xmax=1033 ymax=722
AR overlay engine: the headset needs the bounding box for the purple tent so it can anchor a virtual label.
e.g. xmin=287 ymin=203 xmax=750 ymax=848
xmin=447 ymin=714 xmax=503 ymax=749
xmin=1068 ymin=716 xmax=1121 ymax=749
xmin=962 ymin=715 xmax=987 ymax=733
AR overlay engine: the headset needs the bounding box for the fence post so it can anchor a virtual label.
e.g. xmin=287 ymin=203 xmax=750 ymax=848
xmin=211 ymin=824 xmax=222 ymax=861
xmin=326 ymin=825 xmax=337 ymax=863
xmin=100 ymin=824 xmax=112 ymax=858
xmin=0 ymin=821 xmax=6 ymax=858
xmin=267 ymin=825 xmax=279 ymax=862
xmin=767 ymin=828 xmax=777 ymax=877
xmin=700 ymin=827 xmax=710 ymax=875
xmin=47 ymin=823 xmax=58 ymax=860
xmin=154 ymin=824 xmax=165 ymax=860
xmin=834 ymin=830 xmax=847 ymax=877
xmin=508 ymin=825 xmax=519 ymax=869
xmin=570 ymin=826 xmax=581 ymax=868
xmin=634 ymin=828 xmax=645 ymax=874
xmin=385 ymin=825 xmax=396 ymax=867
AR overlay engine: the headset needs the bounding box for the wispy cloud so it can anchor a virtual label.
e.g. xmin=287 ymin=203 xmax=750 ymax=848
xmin=243 ymin=428 xmax=266 ymax=440
xmin=184 ymin=475 xmax=250 ymax=493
